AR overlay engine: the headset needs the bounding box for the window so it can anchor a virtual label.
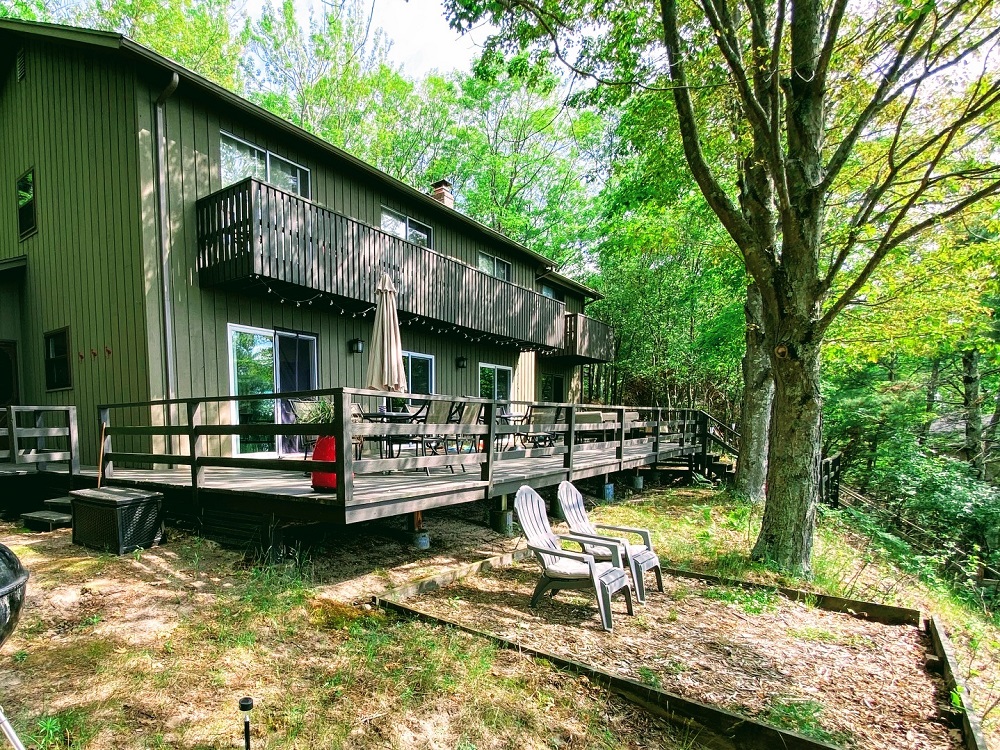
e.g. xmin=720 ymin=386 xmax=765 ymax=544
xmin=480 ymin=363 xmax=512 ymax=401
xmin=381 ymin=207 xmax=432 ymax=248
xmin=539 ymin=374 xmax=564 ymax=403
xmin=228 ymin=324 xmax=318 ymax=454
xmin=44 ymin=328 xmax=71 ymax=391
xmin=16 ymin=48 xmax=26 ymax=81
xmin=17 ymin=169 xmax=36 ymax=240
xmin=540 ymin=284 xmax=563 ymax=301
xmin=220 ymin=132 xmax=310 ymax=198
xmin=390 ymin=351 xmax=434 ymax=409
xmin=478 ymin=252 xmax=512 ymax=282
xmin=403 ymin=352 xmax=434 ymax=394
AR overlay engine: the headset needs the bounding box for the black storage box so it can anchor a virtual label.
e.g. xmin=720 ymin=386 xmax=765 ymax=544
xmin=70 ymin=488 xmax=164 ymax=554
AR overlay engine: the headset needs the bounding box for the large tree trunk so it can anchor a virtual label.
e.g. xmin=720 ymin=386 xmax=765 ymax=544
xmin=751 ymin=315 xmax=823 ymax=576
xmin=963 ymin=348 xmax=985 ymax=480
xmin=734 ymin=283 xmax=773 ymax=503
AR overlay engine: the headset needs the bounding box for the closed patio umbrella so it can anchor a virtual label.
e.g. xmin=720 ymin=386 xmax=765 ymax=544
xmin=365 ymin=272 xmax=408 ymax=393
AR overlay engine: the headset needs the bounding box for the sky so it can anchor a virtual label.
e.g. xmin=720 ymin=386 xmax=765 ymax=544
xmin=364 ymin=0 xmax=493 ymax=77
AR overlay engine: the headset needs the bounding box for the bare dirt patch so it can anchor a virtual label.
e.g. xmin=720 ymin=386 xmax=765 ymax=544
xmin=411 ymin=560 xmax=962 ymax=750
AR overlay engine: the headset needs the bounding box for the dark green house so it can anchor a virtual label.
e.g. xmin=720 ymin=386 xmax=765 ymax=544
xmin=0 ymin=19 xmax=614 ymax=464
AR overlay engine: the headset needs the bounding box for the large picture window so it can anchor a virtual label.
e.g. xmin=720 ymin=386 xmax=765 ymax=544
xmin=44 ymin=328 xmax=71 ymax=391
xmin=381 ymin=207 xmax=432 ymax=248
xmin=480 ymin=363 xmax=512 ymax=401
xmin=17 ymin=169 xmax=36 ymax=240
xmin=220 ymin=132 xmax=311 ymax=198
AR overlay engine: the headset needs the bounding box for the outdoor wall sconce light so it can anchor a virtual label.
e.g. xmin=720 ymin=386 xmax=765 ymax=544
xmin=349 ymin=338 xmax=364 ymax=354
xmin=456 ymin=356 xmax=468 ymax=369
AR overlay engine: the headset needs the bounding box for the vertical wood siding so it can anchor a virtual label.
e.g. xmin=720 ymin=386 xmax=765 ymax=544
xmin=0 ymin=42 xmax=150 ymax=464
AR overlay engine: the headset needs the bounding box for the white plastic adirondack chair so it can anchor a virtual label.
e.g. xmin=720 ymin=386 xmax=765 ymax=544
xmin=556 ymin=481 xmax=664 ymax=604
xmin=513 ymin=485 xmax=634 ymax=631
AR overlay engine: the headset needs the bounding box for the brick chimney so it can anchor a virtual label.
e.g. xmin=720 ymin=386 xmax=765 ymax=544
xmin=431 ymin=179 xmax=454 ymax=209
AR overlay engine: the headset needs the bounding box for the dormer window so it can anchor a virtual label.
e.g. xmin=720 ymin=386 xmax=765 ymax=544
xmin=220 ymin=132 xmax=310 ymax=198
xmin=381 ymin=207 xmax=431 ymax=248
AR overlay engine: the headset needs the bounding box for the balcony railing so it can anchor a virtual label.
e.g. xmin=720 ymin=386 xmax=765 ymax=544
xmin=546 ymin=312 xmax=615 ymax=363
xmin=196 ymin=178 xmax=566 ymax=349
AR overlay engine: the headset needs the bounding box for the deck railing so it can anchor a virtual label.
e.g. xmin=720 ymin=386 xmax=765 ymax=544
xmin=196 ymin=178 xmax=566 ymax=349
xmin=96 ymin=390 xmax=705 ymax=509
xmin=0 ymin=405 xmax=80 ymax=474
xmin=94 ymin=389 xmax=841 ymax=511
xmin=554 ymin=313 xmax=615 ymax=363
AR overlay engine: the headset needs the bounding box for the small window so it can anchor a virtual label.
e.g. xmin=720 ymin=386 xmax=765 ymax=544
xmin=17 ymin=169 xmax=36 ymax=240
xmin=220 ymin=132 xmax=310 ymax=198
xmin=478 ymin=252 xmax=511 ymax=282
xmin=44 ymin=328 xmax=71 ymax=390
xmin=16 ymin=48 xmax=26 ymax=81
xmin=381 ymin=207 xmax=432 ymax=248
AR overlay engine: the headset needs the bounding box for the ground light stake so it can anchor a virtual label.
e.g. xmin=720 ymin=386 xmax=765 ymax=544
xmin=239 ymin=697 xmax=253 ymax=750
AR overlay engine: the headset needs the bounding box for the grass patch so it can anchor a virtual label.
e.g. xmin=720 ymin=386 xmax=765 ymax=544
xmin=702 ymin=585 xmax=778 ymax=614
xmin=765 ymin=698 xmax=851 ymax=744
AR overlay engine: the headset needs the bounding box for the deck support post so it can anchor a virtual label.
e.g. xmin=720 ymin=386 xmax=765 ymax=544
xmin=33 ymin=409 xmax=48 ymax=473
xmin=697 ymin=411 xmax=709 ymax=478
xmin=602 ymin=474 xmax=614 ymax=503
xmin=653 ymin=408 xmax=661 ymax=457
xmin=333 ymin=389 xmax=354 ymax=508
xmin=67 ymin=406 xmax=80 ymax=476
xmin=563 ymin=404 xmax=576 ymax=477
xmin=407 ymin=511 xmax=430 ymax=549
xmin=187 ymin=400 xmax=204 ymax=521
xmin=632 ymin=471 xmax=643 ymax=491
xmin=489 ymin=493 xmax=513 ymax=536
xmin=482 ymin=401 xmax=497 ymax=485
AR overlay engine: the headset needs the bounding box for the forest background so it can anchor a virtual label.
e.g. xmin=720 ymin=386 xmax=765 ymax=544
xmin=2 ymin=0 xmax=1000 ymax=590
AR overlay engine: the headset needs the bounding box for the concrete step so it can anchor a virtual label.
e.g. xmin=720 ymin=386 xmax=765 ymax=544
xmin=20 ymin=510 xmax=72 ymax=531
xmin=43 ymin=496 xmax=72 ymax=511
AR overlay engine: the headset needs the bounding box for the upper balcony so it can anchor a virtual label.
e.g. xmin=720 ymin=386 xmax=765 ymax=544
xmin=196 ymin=178 xmax=566 ymax=350
xmin=544 ymin=312 xmax=615 ymax=364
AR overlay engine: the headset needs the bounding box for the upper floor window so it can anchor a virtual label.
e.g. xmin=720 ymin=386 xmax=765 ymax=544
xmin=479 ymin=252 xmax=512 ymax=282
xmin=44 ymin=327 xmax=71 ymax=391
xmin=381 ymin=207 xmax=431 ymax=248
xmin=16 ymin=48 xmax=26 ymax=81
xmin=540 ymin=284 xmax=564 ymax=301
xmin=17 ymin=169 xmax=36 ymax=240
xmin=220 ymin=132 xmax=311 ymax=198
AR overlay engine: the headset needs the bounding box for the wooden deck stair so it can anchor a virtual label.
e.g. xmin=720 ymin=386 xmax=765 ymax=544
xmin=21 ymin=509 xmax=72 ymax=531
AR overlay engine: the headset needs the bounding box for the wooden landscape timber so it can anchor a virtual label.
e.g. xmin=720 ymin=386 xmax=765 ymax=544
xmin=377 ymin=548 xmax=986 ymax=750
xmin=926 ymin=617 xmax=989 ymax=750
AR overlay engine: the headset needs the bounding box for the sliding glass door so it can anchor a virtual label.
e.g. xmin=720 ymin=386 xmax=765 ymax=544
xmin=228 ymin=325 xmax=316 ymax=454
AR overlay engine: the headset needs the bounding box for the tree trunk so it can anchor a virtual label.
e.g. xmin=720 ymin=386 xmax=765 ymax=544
xmin=734 ymin=283 xmax=773 ymax=504
xmin=751 ymin=323 xmax=822 ymax=576
xmin=963 ymin=348 xmax=985 ymax=480
xmin=917 ymin=358 xmax=940 ymax=446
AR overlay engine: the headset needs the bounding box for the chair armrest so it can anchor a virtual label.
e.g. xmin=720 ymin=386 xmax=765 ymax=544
xmin=559 ymin=534 xmax=625 ymax=568
xmin=527 ymin=543 xmax=595 ymax=567
xmin=593 ymin=524 xmax=653 ymax=551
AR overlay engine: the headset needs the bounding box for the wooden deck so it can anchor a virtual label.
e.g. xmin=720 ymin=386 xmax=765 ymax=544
xmin=88 ymin=439 xmax=695 ymax=524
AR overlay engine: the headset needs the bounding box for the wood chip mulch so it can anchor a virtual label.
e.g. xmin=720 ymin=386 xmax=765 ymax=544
xmin=411 ymin=561 xmax=962 ymax=750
